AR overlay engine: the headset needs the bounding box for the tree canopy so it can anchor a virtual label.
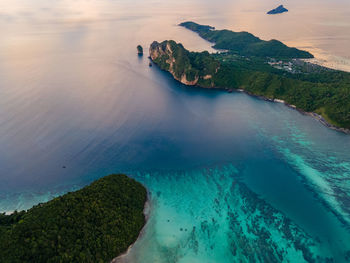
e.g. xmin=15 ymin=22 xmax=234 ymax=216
xmin=0 ymin=174 xmax=147 ymax=263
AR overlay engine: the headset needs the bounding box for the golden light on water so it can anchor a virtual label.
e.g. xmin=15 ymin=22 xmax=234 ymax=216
xmin=0 ymin=0 xmax=349 ymax=71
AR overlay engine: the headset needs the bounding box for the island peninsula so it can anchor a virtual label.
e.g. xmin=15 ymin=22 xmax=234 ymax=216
xmin=149 ymin=22 xmax=350 ymax=132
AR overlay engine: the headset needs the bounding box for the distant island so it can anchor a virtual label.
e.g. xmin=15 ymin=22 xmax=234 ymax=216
xmin=267 ymin=5 xmax=288 ymax=15
xmin=149 ymin=22 xmax=350 ymax=132
xmin=179 ymin=21 xmax=312 ymax=59
xmin=0 ymin=174 xmax=147 ymax=263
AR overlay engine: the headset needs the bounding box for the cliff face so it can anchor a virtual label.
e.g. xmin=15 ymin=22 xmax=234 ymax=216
xmin=150 ymin=40 xmax=198 ymax=85
xmin=149 ymin=40 xmax=219 ymax=87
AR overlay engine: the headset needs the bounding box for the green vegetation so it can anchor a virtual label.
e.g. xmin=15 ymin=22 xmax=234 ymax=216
xmin=150 ymin=40 xmax=350 ymax=129
xmin=212 ymin=53 xmax=350 ymax=128
xmin=0 ymin=174 xmax=147 ymax=263
xmin=179 ymin=21 xmax=313 ymax=59
xmin=150 ymin=40 xmax=219 ymax=87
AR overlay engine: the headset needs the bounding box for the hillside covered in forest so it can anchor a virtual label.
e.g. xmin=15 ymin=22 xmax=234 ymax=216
xmin=0 ymin=174 xmax=147 ymax=263
xmin=179 ymin=21 xmax=313 ymax=59
xmin=150 ymin=33 xmax=350 ymax=130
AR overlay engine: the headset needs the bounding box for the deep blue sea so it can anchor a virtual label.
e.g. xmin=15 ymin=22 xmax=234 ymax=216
xmin=1 ymin=0 xmax=350 ymax=262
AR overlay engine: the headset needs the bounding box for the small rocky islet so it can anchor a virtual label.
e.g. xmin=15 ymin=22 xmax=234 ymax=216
xmin=267 ymin=5 xmax=288 ymax=15
xmin=136 ymin=45 xmax=143 ymax=56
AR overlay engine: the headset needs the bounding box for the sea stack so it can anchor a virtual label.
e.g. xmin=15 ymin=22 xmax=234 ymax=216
xmin=137 ymin=45 xmax=143 ymax=56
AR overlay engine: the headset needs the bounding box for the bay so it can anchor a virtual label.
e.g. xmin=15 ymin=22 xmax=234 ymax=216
xmin=1 ymin=0 xmax=350 ymax=261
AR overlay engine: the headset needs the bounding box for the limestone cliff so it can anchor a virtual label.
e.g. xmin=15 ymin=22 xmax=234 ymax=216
xmin=149 ymin=40 xmax=219 ymax=87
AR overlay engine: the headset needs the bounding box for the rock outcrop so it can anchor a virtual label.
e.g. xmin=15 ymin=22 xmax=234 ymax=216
xmin=267 ymin=5 xmax=288 ymax=15
xmin=137 ymin=45 xmax=143 ymax=55
xmin=149 ymin=40 xmax=219 ymax=87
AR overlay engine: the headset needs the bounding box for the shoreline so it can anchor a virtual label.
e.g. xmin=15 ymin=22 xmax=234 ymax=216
xmin=150 ymin=58 xmax=350 ymax=135
xmin=235 ymin=89 xmax=350 ymax=134
xmin=306 ymin=57 xmax=350 ymax=74
xmin=111 ymin=191 xmax=152 ymax=263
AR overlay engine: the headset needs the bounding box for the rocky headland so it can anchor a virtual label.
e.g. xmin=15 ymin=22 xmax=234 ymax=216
xmin=148 ymin=22 xmax=350 ymax=133
xmin=150 ymin=40 xmax=219 ymax=87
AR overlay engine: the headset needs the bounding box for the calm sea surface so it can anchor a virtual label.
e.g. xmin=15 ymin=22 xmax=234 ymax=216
xmin=1 ymin=0 xmax=350 ymax=262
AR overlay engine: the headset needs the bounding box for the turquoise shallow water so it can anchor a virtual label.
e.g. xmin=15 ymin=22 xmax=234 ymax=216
xmin=117 ymin=111 xmax=350 ymax=262
xmin=1 ymin=0 xmax=350 ymax=262
xmin=119 ymin=168 xmax=336 ymax=262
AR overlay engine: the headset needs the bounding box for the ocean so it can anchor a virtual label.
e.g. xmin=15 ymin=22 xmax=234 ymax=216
xmin=1 ymin=0 xmax=350 ymax=261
